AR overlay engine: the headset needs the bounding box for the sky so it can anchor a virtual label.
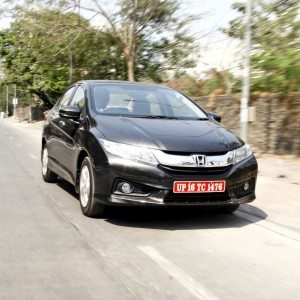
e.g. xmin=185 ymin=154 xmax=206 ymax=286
xmin=0 ymin=0 xmax=241 ymax=76
xmin=186 ymin=0 xmax=241 ymax=76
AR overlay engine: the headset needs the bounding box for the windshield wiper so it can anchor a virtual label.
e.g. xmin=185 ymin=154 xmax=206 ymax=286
xmin=143 ymin=115 xmax=179 ymax=119
xmin=129 ymin=115 xmax=208 ymax=120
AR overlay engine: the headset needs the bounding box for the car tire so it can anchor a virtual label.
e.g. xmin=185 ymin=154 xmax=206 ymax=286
xmin=215 ymin=204 xmax=240 ymax=214
xmin=79 ymin=157 xmax=105 ymax=218
xmin=42 ymin=145 xmax=58 ymax=183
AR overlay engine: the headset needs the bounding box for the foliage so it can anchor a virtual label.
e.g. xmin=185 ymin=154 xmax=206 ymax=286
xmin=222 ymin=0 xmax=300 ymax=93
xmin=166 ymin=75 xmax=203 ymax=97
xmin=0 ymin=9 xmax=125 ymax=106
xmin=17 ymin=0 xmax=199 ymax=81
xmin=0 ymin=2 xmax=199 ymax=106
xmin=201 ymin=69 xmax=241 ymax=95
xmin=166 ymin=71 xmax=241 ymax=97
xmin=84 ymin=0 xmax=198 ymax=80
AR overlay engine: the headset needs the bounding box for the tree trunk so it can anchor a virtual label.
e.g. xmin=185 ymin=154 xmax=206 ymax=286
xmin=126 ymin=55 xmax=135 ymax=81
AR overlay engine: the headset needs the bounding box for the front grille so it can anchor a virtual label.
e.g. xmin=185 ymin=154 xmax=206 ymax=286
xmin=164 ymin=191 xmax=230 ymax=203
xmin=159 ymin=165 xmax=231 ymax=175
xmin=162 ymin=150 xmax=228 ymax=156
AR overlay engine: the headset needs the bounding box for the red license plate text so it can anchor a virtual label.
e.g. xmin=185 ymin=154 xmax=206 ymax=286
xmin=173 ymin=181 xmax=226 ymax=193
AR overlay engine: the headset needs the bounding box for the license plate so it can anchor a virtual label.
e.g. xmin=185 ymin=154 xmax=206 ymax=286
xmin=173 ymin=181 xmax=226 ymax=193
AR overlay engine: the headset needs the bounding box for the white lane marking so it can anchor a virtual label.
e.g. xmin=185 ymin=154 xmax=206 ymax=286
xmin=139 ymin=246 xmax=219 ymax=300
xmin=235 ymin=211 xmax=300 ymax=242
xmin=29 ymin=153 xmax=38 ymax=160
xmin=17 ymin=143 xmax=22 ymax=147
xmin=9 ymin=136 xmax=13 ymax=140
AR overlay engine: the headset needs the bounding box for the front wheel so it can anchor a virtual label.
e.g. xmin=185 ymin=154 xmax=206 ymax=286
xmin=79 ymin=157 xmax=105 ymax=217
xmin=42 ymin=146 xmax=57 ymax=183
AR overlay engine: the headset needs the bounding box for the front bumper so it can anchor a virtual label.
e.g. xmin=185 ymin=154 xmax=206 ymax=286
xmin=108 ymin=192 xmax=255 ymax=206
xmin=93 ymin=154 xmax=258 ymax=207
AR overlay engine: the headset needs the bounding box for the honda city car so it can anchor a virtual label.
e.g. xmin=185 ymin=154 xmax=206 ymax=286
xmin=41 ymin=80 xmax=257 ymax=217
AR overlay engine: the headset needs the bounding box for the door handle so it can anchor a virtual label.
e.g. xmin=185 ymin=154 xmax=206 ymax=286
xmin=59 ymin=120 xmax=65 ymax=127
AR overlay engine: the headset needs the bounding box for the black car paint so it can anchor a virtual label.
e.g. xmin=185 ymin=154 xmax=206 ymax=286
xmin=93 ymin=115 xmax=244 ymax=152
xmin=42 ymin=80 xmax=257 ymax=206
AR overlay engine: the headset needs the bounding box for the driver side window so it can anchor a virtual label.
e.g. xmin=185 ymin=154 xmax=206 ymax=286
xmin=57 ymin=87 xmax=76 ymax=109
xmin=69 ymin=86 xmax=85 ymax=110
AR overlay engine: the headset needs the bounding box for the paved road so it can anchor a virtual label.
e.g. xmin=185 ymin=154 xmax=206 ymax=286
xmin=0 ymin=119 xmax=299 ymax=300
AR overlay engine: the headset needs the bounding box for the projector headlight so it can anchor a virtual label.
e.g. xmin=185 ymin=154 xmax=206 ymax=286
xmin=231 ymin=144 xmax=253 ymax=164
xmin=99 ymin=139 xmax=158 ymax=165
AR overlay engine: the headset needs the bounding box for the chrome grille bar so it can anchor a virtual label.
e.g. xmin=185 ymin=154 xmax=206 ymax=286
xmin=152 ymin=149 xmax=234 ymax=168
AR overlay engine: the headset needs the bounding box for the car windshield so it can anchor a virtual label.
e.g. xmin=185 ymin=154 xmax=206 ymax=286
xmin=91 ymin=83 xmax=208 ymax=120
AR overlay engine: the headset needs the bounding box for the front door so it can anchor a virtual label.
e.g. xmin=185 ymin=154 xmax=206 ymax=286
xmin=48 ymin=86 xmax=76 ymax=176
xmin=55 ymin=85 xmax=86 ymax=183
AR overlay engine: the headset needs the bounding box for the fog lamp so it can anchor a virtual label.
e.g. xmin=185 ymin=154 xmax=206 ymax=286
xmin=119 ymin=182 xmax=134 ymax=194
xmin=243 ymin=182 xmax=250 ymax=191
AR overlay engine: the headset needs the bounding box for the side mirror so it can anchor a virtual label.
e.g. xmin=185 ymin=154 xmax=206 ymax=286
xmin=208 ymin=112 xmax=221 ymax=123
xmin=59 ymin=106 xmax=81 ymax=120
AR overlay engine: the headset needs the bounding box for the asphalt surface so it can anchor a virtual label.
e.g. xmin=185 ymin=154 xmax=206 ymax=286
xmin=0 ymin=119 xmax=299 ymax=300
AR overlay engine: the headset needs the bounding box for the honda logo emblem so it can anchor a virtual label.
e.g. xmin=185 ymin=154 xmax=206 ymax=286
xmin=191 ymin=154 xmax=206 ymax=166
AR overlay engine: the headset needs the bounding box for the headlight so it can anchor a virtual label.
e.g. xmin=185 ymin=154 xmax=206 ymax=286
xmin=99 ymin=139 xmax=158 ymax=165
xmin=231 ymin=144 xmax=253 ymax=164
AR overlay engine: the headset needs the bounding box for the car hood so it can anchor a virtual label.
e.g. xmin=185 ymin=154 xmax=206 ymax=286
xmin=94 ymin=115 xmax=243 ymax=153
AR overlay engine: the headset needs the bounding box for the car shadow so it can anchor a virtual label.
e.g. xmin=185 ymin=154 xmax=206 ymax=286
xmin=56 ymin=178 xmax=268 ymax=231
xmin=104 ymin=204 xmax=268 ymax=231
xmin=239 ymin=204 xmax=269 ymax=219
xmin=56 ymin=178 xmax=78 ymax=198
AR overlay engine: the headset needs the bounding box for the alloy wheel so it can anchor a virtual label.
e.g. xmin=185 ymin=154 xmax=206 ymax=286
xmin=42 ymin=148 xmax=49 ymax=176
xmin=80 ymin=165 xmax=90 ymax=207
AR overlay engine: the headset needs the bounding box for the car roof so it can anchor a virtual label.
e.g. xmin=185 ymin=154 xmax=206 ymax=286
xmin=77 ymin=80 xmax=171 ymax=90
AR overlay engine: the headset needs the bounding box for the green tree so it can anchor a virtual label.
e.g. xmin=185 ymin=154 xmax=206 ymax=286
xmin=167 ymin=74 xmax=203 ymax=97
xmin=201 ymin=69 xmax=241 ymax=95
xmin=222 ymin=0 xmax=300 ymax=93
xmin=0 ymin=9 xmax=125 ymax=107
xmin=84 ymin=0 xmax=199 ymax=81
xmin=1 ymin=1 xmax=200 ymax=106
xmin=19 ymin=0 xmax=199 ymax=81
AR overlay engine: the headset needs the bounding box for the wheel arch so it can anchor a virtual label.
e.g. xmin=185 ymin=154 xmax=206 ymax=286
xmin=42 ymin=137 xmax=46 ymax=148
xmin=75 ymin=149 xmax=90 ymax=192
xmin=77 ymin=149 xmax=90 ymax=170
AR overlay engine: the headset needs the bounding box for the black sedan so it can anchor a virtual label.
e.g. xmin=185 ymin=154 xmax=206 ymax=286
xmin=42 ymin=80 xmax=257 ymax=217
